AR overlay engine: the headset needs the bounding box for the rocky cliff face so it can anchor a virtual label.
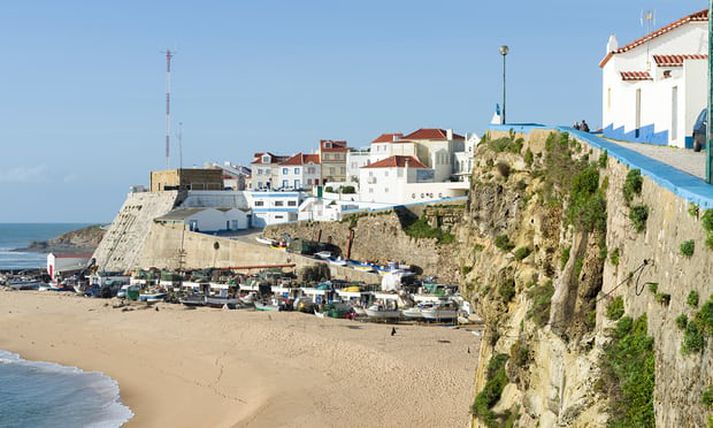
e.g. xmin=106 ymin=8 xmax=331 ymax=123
xmin=21 ymin=224 xmax=106 ymax=253
xmin=462 ymin=129 xmax=713 ymax=427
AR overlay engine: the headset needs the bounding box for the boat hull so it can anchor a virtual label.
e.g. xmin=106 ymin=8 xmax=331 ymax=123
xmin=365 ymin=309 xmax=402 ymax=320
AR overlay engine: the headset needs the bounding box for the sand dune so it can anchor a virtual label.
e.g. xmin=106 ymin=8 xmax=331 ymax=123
xmin=0 ymin=291 xmax=479 ymax=427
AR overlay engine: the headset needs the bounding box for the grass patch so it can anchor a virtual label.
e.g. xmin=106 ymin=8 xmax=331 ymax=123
xmin=702 ymin=386 xmax=713 ymax=408
xmin=471 ymin=353 xmax=509 ymax=427
xmin=629 ymin=205 xmax=649 ymax=233
xmin=527 ymin=280 xmax=555 ymax=327
xmin=494 ymin=234 xmax=515 ymax=252
xmin=682 ymin=322 xmax=705 ymax=354
xmin=688 ymin=291 xmax=700 ymax=308
xmin=680 ymin=240 xmax=695 ymax=257
xmin=510 ymin=339 xmax=530 ymax=369
xmin=702 ymin=210 xmax=713 ymax=250
xmin=560 ymin=246 xmax=571 ymax=269
xmin=609 ymin=247 xmax=620 ymax=266
xmin=655 ymin=293 xmax=671 ymax=306
xmin=676 ymin=314 xmax=689 ymax=330
xmin=647 ymin=283 xmax=658 ymax=294
xmin=623 ymin=169 xmax=643 ymax=206
xmin=566 ymin=164 xmax=606 ymax=233
xmin=524 ymin=148 xmax=534 ymax=167
xmin=498 ymin=277 xmax=516 ymax=303
xmin=513 ymin=246 xmax=532 ymax=261
xmin=598 ymin=150 xmax=608 ymax=168
xmin=574 ymin=257 xmax=584 ymax=277
xmin=404 ymin=217 xmax=455 ymax=245
xmin=689 ymin=203 xmax=700 ymax=218
xmin=600 ymin=315 xmax=655 ymax=427
xmin=606 ymin=296 xmax=624 ymax=321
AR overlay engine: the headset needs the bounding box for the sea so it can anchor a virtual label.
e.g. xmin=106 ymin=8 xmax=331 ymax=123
xmin=0 ymin=223 xmax=91 ymax=270
xmin=0 ymin=224 xmax=133 ymax=427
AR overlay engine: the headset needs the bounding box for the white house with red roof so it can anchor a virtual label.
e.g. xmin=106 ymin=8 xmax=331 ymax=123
xmin=358 ymin=155 xmax=467 ymax=204
xmin=277 ymin=152 xmax=321 ymax=190
xmin=601 ymin=8 xmax=708 ymax=148
xmin=250 ymin=152 xmax=290 ymax=190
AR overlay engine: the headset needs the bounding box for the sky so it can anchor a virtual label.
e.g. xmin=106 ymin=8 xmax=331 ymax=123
xmin=0 ymin=0 xmax=707 ymax=223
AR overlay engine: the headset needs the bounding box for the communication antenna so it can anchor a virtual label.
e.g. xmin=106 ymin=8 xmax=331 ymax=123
xmin=641 ymin=10 xmax=656 ymax=66
xmin=162 ymin=49 xmax=174 ymax=168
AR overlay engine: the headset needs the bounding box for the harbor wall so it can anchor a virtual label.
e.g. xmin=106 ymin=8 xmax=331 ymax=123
xmin=137 ymin=223 xmax=381 ymax=283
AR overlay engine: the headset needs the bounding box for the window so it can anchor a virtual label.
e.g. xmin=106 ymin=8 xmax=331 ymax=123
xmin=254 ymin=201 xmax=264 ymax=207
xmin=294 ymin=168 xmax=300 ymax=174
xmin=329 ymin=167 xmax=335 ymax=175
xmin=607 ymin=87 xmax=611 ymax=112
xmin=288 ymin=201 xmax=297 ymax=207
xmin=282 ymin=168 xmax=288 ymax=175
xmin=307 ymin=167 xmax=315 ymax=174
xmin=275 ymin=215 xmax=284 ymax=219
xmin=294 ymin=179 xmax=300 ymax=188
xmin=262 ymin=155 xmax=270 ymax=163
xmin=307 ymin=178 xmax=313 ymax=185
xmin=671 ymin=86 xmax=678 ymax=140
xmin=384 ymin=187 xmax=389 ymax=193
xmin=325 ymin=142 xmax=332 ymax=149
xmin=282 ymin=180 xmax=288 ymax=188
xmin=340 ymin=167 xmax=345 ymax=174
xmin=275 ymin=201 xmax=284 ymax=207
xmin=397 ymin=169 xmax=403 ymax=177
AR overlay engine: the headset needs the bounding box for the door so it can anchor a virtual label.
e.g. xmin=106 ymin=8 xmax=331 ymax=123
xmin=635 ymin=89 xmax=641 ymax=139
xmin=671 ymin=86 xmax=678 ymax=142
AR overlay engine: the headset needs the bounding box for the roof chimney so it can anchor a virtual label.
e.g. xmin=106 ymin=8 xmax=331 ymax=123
xmin=606 ymin=34 xmax=618 ymax=53
xmin=447 ymin=129 xmax=454 ymax=140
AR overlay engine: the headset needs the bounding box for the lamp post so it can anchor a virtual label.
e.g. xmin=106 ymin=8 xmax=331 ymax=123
xmin=499 ymin=45 xmax=509 ymax=125
xmin=707 ymin=0 xmax=712 ymax=183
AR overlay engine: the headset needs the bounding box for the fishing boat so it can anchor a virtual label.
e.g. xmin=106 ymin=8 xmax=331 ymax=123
xmin=255 ymin=236 xmax=276 ymax=246
xmin=365 ymin=304 xmax=402 ymax=321
xmin=328 ymin=257 xmax=348 ymax=266
xmin=37 ymin=283 xmax=52 ymax=291
xmin=117 ymin=284 xmax=140 ymax=299
xmin=255 ymin=299 xmax=281 ymax=312
xmin=353 ymin=265 xmax=375 ymax=273
xmin=179 ymin=293 xmax=206 ymax=307
xmin=293 ymin=296 xmax=315 ymax=313
xmin=6 ymin=278 xmax=44 ymax=290
xmin=315 ymin=251 xmax=332 ymax=259
xmin=314 ymin=309 xmax=326 ymax=319
xmin=139 ymin=290 xmax=167 ymax=303
xmin=421 ymin=300 xmax=459 ymax=321
xmin=205 ymin=295 xmax=238 ymax=308
xmin=402 ymin=303 xmax=433 ymax=320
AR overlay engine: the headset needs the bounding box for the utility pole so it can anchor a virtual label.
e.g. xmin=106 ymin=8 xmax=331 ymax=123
xmin=706 ymin=0 xmax=713 ymax=184
xmin=500 ymin=45 xmax=509 ymax=125
xmin=163 ymin=49 xmax=174 ymax=168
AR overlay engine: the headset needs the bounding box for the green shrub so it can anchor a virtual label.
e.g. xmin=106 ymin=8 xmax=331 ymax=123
xmin=461 ymin=266 xmax=472 ymax=276
xmin=606 ymin=296 xmax=625 ymax=321
xmin=610 ymin=247 xmax=620 ymax=266
xmin=695 ymin=299 xmax=713 ymax=335
xmin=574 ymin=257 xmax=584 ymax=277
xmin=560 ymin=246 xmax=571 ymax=269
xmin=471 ymin=353 xmax=509 ymax=426
xmin=495 ymin=234 xmax=515 ymax=252
xmin=689 ymin=203 xmax=700 ymax=218
xmin=527 ymin=280 xmax=555 ymax=327
xmin=680 ymin=240 xmax=695 ymax=257
xmin=513 ymin=247 xmax=532 ymax=261
xmin=676 ymin=314 xmax=689 ymax=330
xmin=340 ymin=185 xmax=356 ymax=194
xmin=682 ymin=322 xmax=705 ymax=354
xmin=688 ymin=291 xmax=700 ymax=308
xmin=498 ymin=278 xmax=516 ymax=303
xmin=629 ymin=205 xmax=649 ymax=233
xmin=703 ymin=210 xmax=713 ymax=233
xmin=702 ymin=386 xmax=713 ymax=408
xmin=601 ymin=315 xmax=655 ymax=427
xmin=655 ymin=293 xmax=671 ymax=306
xmin=510 ymin=339 xmax=530 ymax=369
xmin=647 ymin=283 xmax=658 ymax=294
xmin=404 ymin=217 xmax=455 ymax=245
xmin=598 ymin=150 xmax=608 ymax=168
xmin=623 ymin=169 xmax=643 ymax=205
xmin=566 ymin=165 xmax=606 ymax=232
xmin=524 ymin=148 xmax=534 ymax=167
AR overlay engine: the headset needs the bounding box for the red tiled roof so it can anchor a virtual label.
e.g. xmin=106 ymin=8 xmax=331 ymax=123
xmin=252 ymin=152 xmax=289 ymax=164
xmin=279 ymin=153 xmax=321 ymax=166
xmin=371 ymin=133 xmax=404 ymax=143
xmin=319 ymin=140 xmax=348 ymax=152
xmin=620 ymin=71 xmax=653 ymax=81
xmin=600 ymin=9 xmax=708 ymax=68
xmin=362 ymin=155 xmax=429 ymax=169
xmin=653 ymin=54 xmax=707 ymax=67
xmin=402 ymin=128 xmax=465 ymax=141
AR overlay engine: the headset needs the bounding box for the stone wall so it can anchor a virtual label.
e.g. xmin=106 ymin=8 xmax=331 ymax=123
xmin=264 ymin=207 xmax=462 ymax=282
xmin=92 ymin=191 xmax=181 ymax=271
xmin=137 ymin=223 xmax=380 ymax=283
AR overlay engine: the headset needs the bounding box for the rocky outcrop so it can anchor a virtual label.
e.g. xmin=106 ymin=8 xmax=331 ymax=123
xmin=18 ymin=225 xmax=106 ymax=253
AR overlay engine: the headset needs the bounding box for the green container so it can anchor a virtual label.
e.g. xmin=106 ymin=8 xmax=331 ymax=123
xmin=127 ymin=287 xmax=140 ymax=301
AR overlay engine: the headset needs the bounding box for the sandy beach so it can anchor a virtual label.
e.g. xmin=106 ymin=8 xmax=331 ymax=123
xmin=0 ymin=291 xmax=479 ymax=427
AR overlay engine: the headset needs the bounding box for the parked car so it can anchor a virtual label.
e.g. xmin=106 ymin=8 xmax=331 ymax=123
xmin=693 ymin=108 xmax=707 ymax=152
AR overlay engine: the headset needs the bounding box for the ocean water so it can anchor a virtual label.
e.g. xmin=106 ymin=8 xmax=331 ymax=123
xmin=0 ymin=223 xmax=91 ymax=270
xmin=0 ymin=350 xmax=133 ymax=427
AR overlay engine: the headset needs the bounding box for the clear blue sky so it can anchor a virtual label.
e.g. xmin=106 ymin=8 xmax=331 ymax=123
xmin=0 ymin=0 xmax=706 ymax=222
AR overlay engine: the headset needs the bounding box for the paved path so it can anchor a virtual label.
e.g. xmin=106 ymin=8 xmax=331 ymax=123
xmin=605 ymin=139 xmax=706 ymax=180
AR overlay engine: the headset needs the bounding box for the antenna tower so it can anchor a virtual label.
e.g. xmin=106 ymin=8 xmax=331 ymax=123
xmin=641 ymin=10 xmax=656 ymax=65
xmin=163 ymin=49 xmax=174 ymax=168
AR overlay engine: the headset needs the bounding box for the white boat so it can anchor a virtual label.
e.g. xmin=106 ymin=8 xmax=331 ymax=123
xmin=328 ymin=258 xmax=348 ymax=266
xmin=353 ymin=265 xmax=375 ymax=273
xmin=255 ymin=236 xmax=275 ymax=246
xmin=421 ymin=301 xmax=459 ymax=321
xmin=314 ymin=309 xmax=326 ymax=319
xmin=205 ymin=295 xmax=238 ymax=308
xmin=38 ymin=283 xmax=52 ymax=291
xmin=315 ymin=251 xmax=332 ymax=259
xmin=255 ymin=300 xmax=280 ymax=312
xmin=139 ymin=291 xmax=166 ymax=303
xmin=365 ymin=304 xmax=402 ymax=320
xmin=6 ymin=279 xmax=44 ymax=290
xmin=402 ymin=302 xmax=435 ymax=320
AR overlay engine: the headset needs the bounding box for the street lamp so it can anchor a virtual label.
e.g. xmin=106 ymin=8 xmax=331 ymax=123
xmin=499 ymin=45 xmax=509 ymax=125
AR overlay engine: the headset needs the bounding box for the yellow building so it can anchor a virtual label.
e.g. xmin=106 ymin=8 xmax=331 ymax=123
xmin=150 ymin=169 xmax=224 ymax=192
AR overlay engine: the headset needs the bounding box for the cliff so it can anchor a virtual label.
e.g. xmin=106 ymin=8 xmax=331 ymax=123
xmin=20 ymin=224 xmax=106 ymax=253
xmin=463 ymin=129 xmax=713 ymax=427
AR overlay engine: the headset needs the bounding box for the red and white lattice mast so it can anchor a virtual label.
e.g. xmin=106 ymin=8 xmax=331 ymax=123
xmin=163 ymin=49 xmax=174 ymax=168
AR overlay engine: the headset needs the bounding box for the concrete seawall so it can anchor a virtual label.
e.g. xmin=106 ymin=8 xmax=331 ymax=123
xmin=137 ymin=223 xmax=381 ymax=283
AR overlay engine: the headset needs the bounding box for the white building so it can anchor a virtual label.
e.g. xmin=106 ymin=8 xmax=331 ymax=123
xmin=250 ymin=152 xmax=290 ymax=190
xmin=154 ymin=207 xmax=249 ymax=232
xmin=205 ymin=162 xmax=250 ymax=191
xmin=297 ymin=198 xmax=360 ymax=222
xmin=455 ymin=133 xmax=479 ymax=182
xmin=346 ymin=149 xmax=371 ymax=183
xmin=277 ymin=153 xmax=321 ymax=190
xmin=358 ymin=155 xmax=467 ymax=204
xmin=47 ymin=252 xmax=93 ymax=281
xmin=245 ymin=191 xmax=305 ymax=227
xmin=600 ymin=8 xmax=708 ymax=148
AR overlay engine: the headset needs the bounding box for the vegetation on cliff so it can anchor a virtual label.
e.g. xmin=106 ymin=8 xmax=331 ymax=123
xmin=471 ymin=353 xmax=509 ymax=428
